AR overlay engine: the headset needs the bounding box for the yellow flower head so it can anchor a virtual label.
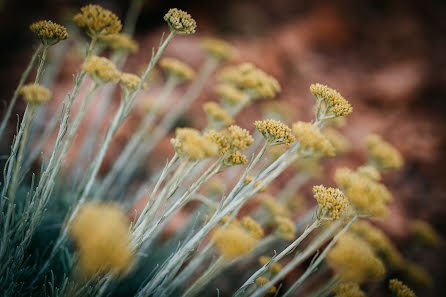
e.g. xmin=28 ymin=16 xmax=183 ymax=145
xmin=389 ymin=279 xmax=417 ymax=297
xmin=82 ymin=55 xmax=121 ymax=84
xmin=313 ymin=185 xmax=349 ymax=220
xmin=335 ymin=167 xmax=392 ymax=217
xmin=223 ymin=150 xmax=248 ymax=166
xmin=357 ymin=165 xmax=381 ymax=181
xmin=409 ymin=219 xmax=442 ymax=248
xmin=274 ymin=216 xmax=296 ymax=240
xmin=171 ymin=128 xmax=218 ymax=161
xmin=73 ymin=4 xmax=122 ymax=38
xmin=350 ymin=220 xmax=403 ymax=269
xmin=365 ymin=134 xmax=404 ymax=170
xmin=260 ymin=194 xmax=290 ymax=218
xmin=310 ymin=83 xmax=352 ymax=117
xmin=215 ymin=83 xmax=246 ymax=105
xmin=99 ymin=33 xmax=138 ymax=53
xmin=255 ymin=277 xmax=277 ymax=294
xmin=30 ymin=20 xmax=68 ymax=45
xmin=201 ymin=38 xmax=235 ymax=61
xmin=218 ymin=63 xmax=281 ymax=99
xmin=323 ymin=128 xmax=350 ymax=154
xmin=327 ymin=233 xmax=386 ymax=284
xmin=68 ymin=202 xmax=133 ymax=277
xmin=255 ymin=119 xmax=295 ymax=145
xmin=164 ymin=8 xmax=196 ymax=35
xmin=205 ymin=129 xmax=231 ymax=155
xmin=120 ymin=72 xmax=146 ymax=93
xmin=160 ymin=57 xmax=195 ymax=81
xmin=241 ymin=216 xmax=264 ymax=239
xmin=258 ymin=256 xmax=283 ymax=274
xmin=292 ymin=121 xmax=335 ymax=157
xmin=333 ymin=282 xmax=366 ymax=297
xmin=226 ymin=125 xmax=254 ymax=151
xmin=203 ymin=102 xmax=234 ymax=127
xmin=19 ymin=83 xmax=52 ymax=105
xmin=212 ymin=224 xmax=258 ymax=260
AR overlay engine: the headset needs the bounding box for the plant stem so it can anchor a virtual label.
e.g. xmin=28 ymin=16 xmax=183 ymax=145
xmin=182 ymin=256 xmax=225 ymax=297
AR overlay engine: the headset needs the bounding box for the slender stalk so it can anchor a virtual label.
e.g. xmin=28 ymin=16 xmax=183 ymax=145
xmin=0 ymin=44 xmax=42 ymax=139
xmin=34 ymin=45 xmax=50 ymax=83
xmin=182 ymin=256 xmax=225 ymax=297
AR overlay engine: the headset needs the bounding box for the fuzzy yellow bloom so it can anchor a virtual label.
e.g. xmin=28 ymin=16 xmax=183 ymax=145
xmin=260 ymin=194 xmax=290 ymax=217
xmin=212 ymin=224 xmax=258 ymax=260
xmin=292 ymin=121 xmax=335 ymax=157
xmin=68 ymin=202 xmax=133 ymax=276
xmin=160 ymin=57 xmax=195 ymax=81
xmin=323 ymin=128 xmax=350 ymax=154
xmin=389 ymin=279 xmax=417 ymax=297
xmin=218 ymin=63 xmax=281 ymax=99
xmin=241 ymin=216 xmax=264 ymax=239
xmin=335 ymin=167 xmax=392 ymax=217
xmin=258 ymin=256 xmax=283 ymax=274
xmin=120 ymin=73 xmax=146 ymax=93
xmin=366 ymin=134 xmax=404 ymax=170
xmin=274 ymin=216 xmax=296 ymax=240
xmin=328 ymin=233 xmax=386 ymax=283
xmin=19 ymin=83 xmax=52 ymax=105
xmin=205 ymin=130 xmax=231 ymax=155
xmin=409 ymin=219 xmax=442 ymax=248
xmin=201 ymin=38 xmax=235 ymax=61
xmin=313 ymin=185 xmax=349 ymax=220
xmin=164 ymin=8 xmax=196 ymax=35
xmin=255 ymin=119 xmax=295 ymax=145
xmin=226 ymin=125 xmax=254 ymax=151
xmin=350 ymin=220 xmax=403 ymax=269
xmin=203 ymin=102 xmax=234 ymax=126
xmin=223 ymin=150 xmax=248 ymax=166
xmin=215 ymin=83 xmax=246 ymax=105
xmin=333 ymin=282 xmax=366 ymax=297
xmin=82 ymin=55 xmax=121 ymax=84
xmin=73 ymin=4 xmax=122 ymax=38
xmin=255 ymin=277 xmax=277 ymax=294
xmin=99 ymin=33 xmax=138 ymax=53
xmin=310 ymin=83 xmax=352 ymax=117
xmin=171 ymin=128 xmax=218 ymax=160
xmin=30 ymin=20 xmax=68 ymax=45
xmin=357 ymin=165 xmax=381 ymax=181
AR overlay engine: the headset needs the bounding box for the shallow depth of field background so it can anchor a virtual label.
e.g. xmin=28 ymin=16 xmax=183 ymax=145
xmin=0 ymin=0 xmax=445 ymax=296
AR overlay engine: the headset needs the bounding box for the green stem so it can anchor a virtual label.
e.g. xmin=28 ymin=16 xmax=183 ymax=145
xmin=0 ymin=44 xmax=42 ymax=139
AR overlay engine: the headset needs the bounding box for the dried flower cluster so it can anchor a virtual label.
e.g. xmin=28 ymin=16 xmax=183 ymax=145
xmin=30 ymin=20 xmax=68 ymax=45
xmin=73 ymin=4 xmax=122 ymax=37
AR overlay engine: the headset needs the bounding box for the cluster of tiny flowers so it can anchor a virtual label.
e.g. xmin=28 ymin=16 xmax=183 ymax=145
xmin=171 ymin=128 xmax=218 ymax=160
xmin=223 ymin=150 xmax=248 ymax=166
xmin=30 ymin=20 xmax=68 ymax=45
xmin=333 ymin=282 xmax=366 ymax=297
xmin=323 ymin=127 xmax=350 ymax=154
xmin=99 ymin=33 xmax=138 ymax=53
xmin=366 ymin=134 xmax=404 ymax=170
xmin=68 ymin=202 xmax=134 ymax=276
xmin=82 ymin=55 xmax=121 ymax=84
xmin=160 ymin=57 xmax=195 ymax=81
xmin=73 ymin=4 xmax=122 ymax=38
xmin=258 ymin=256 xmax=283 ymax=274
xmin=327 ymin=233 xmax=386 ymax=284
xmin=313 ymin=185 xmax=349 ymax=220
xmin=274 ymin=216 xmax=296 ymax=240
xmin=241 ymin=216 xmax=264 ymax=239
xmin=310 ymin=83 xmax=353 ymax=117
xmin=205 ymin=130 xmax=231 ymax=155
xmin=292 ymin=121 xmax=335 ymax=157
xmin=226 ymin=125 xmax=254 ymax=150
xmin=201 ymin=37 xmax=235 ymax=61
xmin=218 ymin=63 xmax=281 ymax=99
xmin=254 ymin=119 xmax=295 ymax=145
xmin=19 ymin=83 xmax=52 ymax=105
xmin=120 ymin=73 xmax=146 ymax=93
xmin=215 ymin=83 xmax=246 ymax=105
xmin=164 ymin=8 xmax=196 ymax=35
xmin=203 ymin=102 xmax=234 ymax=126
xmin=335 ymin=167 xmax=392 ymax=217
xmin=409 ymin=219 xmax=442 ymax=248
xmin=389 ymin=279 xmax=417 ymax=297
xmin=350 ymin=220 xmax=403 ymax=269
xmin=260 ymin=194 xmax=290 ymax=217
xmin=357 ymin=165 xmax=381 ymax=181
xmin=212 ymin=224 xmax=258 ymax=260
xmin=255 ymin=277 xmax=277 ymax=294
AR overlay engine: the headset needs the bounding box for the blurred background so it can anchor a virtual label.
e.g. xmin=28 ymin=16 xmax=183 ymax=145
xmin=0 ymin=0 xmax=445 ymax=296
